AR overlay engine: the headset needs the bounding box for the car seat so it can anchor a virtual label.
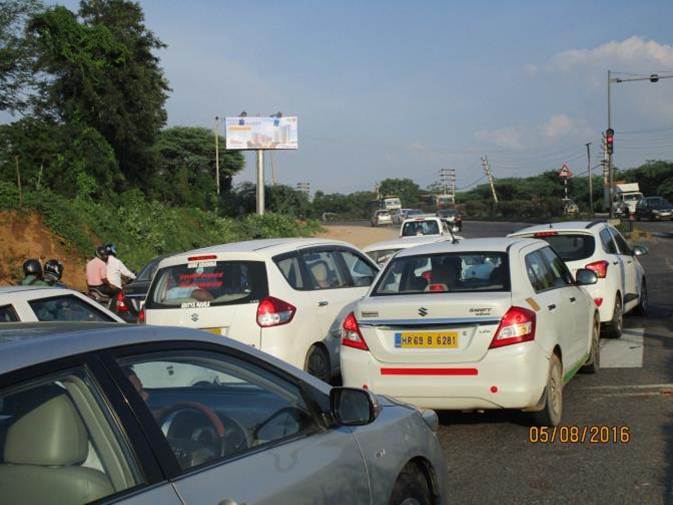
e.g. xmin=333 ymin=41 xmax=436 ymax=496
xmin=0 ymin=387 xmax=113 ymax=504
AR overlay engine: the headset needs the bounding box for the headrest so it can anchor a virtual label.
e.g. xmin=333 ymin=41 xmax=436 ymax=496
xmin=310 ymin=261 xmax=329 ymax=282
xmin=4 ymin=391 xmax=88 ymax=466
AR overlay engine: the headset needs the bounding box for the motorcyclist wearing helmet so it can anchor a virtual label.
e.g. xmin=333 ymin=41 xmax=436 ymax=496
xmin=44 ymin=259 xmax=67 ymax=288
xmin=105 ymin=243 xmax=136 ymax=291
xmin=86 ymin=245 xmax=114 ymax=296
xmin=20 ymin=259 xmax=48 ymax=286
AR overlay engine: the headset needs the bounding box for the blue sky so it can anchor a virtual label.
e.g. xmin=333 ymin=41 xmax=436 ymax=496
xmin=26 ymin=1 xmax=673 ymax=192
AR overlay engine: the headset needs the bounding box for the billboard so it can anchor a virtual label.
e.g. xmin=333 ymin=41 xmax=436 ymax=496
xmin=225 ymin=116 xmax=298 ymax=150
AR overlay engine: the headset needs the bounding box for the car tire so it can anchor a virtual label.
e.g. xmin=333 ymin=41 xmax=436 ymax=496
xmin=581 ymin=315 xmax=601 ymax=374
xmin=531 ymin=354 xmax=563 ymax=427
xmin=305 ymin=345 xmax=331 ymax=383
xmin=389 ymin=465 xmax=432 ymax=505
xmin=633 ymin=279 xmax=648 ymax=316
xmin=604 ymin=295 xmax=623 ymax=339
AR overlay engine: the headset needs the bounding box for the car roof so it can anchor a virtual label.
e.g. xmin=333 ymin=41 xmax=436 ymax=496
xmin=0 ymin=285 xmax=66 ymax=295
xmin=401 ymin=216 xmax=440 ymax=224
xmin=363 ymin=235 xmax=449 ymax=252
xmin=0 ymin=323 xmax=328 ymax=394
xmin=158 ymin=238 xmax=356 ymax=265
xmin=509 ymin=221 xmax=605 ymax=236
xmin=394 ymin=237 xmax=538 ymax=257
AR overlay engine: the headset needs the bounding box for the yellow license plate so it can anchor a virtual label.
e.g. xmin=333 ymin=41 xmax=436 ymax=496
xmin=203 ymin=327 xmax=223 ymax=335
xmin=395 ymin=331 xmax=459 ymax=349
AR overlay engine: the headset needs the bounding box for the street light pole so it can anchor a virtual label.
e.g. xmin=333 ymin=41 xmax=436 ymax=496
xmin=607 ymin=70 xmax=673 ymax=218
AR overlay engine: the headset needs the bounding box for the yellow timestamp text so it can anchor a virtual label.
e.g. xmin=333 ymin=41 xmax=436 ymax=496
xmin=529 ymin=425 xmax=631 ymax=444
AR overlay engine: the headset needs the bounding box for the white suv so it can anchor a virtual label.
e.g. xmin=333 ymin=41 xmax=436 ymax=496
xmin=400 ymin=216 xmax=455 ymax=238
xmin=509 ymin=221 xmax=648 ymax=338
xmin=144 ymin=238 xmax=379 ymax=382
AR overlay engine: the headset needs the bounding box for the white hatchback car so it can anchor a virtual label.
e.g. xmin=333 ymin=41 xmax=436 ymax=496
xmin=364 ymin=235 xmax=459 ymax=268
xmin=0 ymin=286 xmax=123 ymax=323
xmin=341 ymin=238 xmax=600 ymax=426
xmin=400 ymin=216 xmax=456 ymax=238
xmin=509 ymin=221 xmax=648 ymax=338
xmin=144 ymin=239 xmax=379 ymax=382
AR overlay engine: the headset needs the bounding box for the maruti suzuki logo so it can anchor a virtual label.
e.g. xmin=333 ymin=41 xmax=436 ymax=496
xmin=418 ymin=307 xmax=428 ymax=317
xmin=191 ymin=313 xmax=199 ymax=322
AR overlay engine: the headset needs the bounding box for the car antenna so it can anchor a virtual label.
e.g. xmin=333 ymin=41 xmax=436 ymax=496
xmin=548 ymin=223 xmax=553 ymax=229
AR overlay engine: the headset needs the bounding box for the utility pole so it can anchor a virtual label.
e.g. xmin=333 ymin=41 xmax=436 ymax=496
xmin=586 ymin=142 xmax=592 ymax=216
xmin=481 ymin=156 xmax=498 ymax=204
xmin=213 ymin=116 xmax=221 ymax=195
xmin=256 ymin=150 xmax=265 ymax=214
xmin=270 ymin=151 xmax=277 ymax=185
xmin=607 ymin=70 xmax=613 ymax=218
xmin=601 ymin=132 xmax=609 ymax=210
xmin=438 ymin=168 xmax=456 ymax=204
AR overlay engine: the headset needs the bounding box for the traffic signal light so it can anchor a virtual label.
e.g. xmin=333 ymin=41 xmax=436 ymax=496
xmin=606 ymin=128 xmax=614 ymax=155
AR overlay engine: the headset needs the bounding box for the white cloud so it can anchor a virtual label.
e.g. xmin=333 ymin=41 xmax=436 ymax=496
xmin=548 ymin=36 xmax=673 ymax=72
xmin=475 ymin=126 xmax=524 ymax=150
xmin=523 ymin=63 xmax=539 ymax=78
xmin=542 ymin=114 xmax=592 ymax=140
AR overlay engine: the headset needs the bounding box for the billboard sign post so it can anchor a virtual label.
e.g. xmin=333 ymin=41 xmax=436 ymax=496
xmin=224 ymin=116 xmax=298 ymax=214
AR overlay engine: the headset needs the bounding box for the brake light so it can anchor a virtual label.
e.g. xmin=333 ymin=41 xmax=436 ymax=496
xmin=256 ymin=296 xmax=296 ymax=327
xmin=341 ymin=312 xmax=369 ymax=350
xmin=116 ymin=291 xmax=129 ymax=312
xmin=585 ymin=260 xmax=609 ymax=279
xmin=489 ymin=306 xmax=536 ymax=349
xmin=534 ymin=231 xmax=558 ymax=237
xmin=138 ymin=308 xmax=145 ymax=324
xmin=187 ymin=254 xmax=217 ymax=262
xmin=427 ymin=283 xmax=447 ymax=292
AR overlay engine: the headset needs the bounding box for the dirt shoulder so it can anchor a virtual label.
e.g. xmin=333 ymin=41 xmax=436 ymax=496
xmin=317 ymin=224 xmax=397 ymax=248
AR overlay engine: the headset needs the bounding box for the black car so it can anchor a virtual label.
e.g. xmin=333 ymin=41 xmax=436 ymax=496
xmin=116 ymin=254 xmax=170 ymax=322
xmin=635 ymin=196 xmax=673 ymax=221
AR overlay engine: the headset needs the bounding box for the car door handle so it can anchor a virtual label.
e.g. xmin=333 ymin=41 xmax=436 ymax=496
xmin=569 ymin=297 xmax=576 ymax=303
xmin=318 ymin=300 xmax=329 ymax=307
xmin=218 ymin=500 xmax=240 ymax=505
xmin=627 ymin=260 xmax=632 ymax=264
xmin=547 ymin=304 xmax=557 ymax=311
xmin=612 ymin=261 xmax=619 ymax=265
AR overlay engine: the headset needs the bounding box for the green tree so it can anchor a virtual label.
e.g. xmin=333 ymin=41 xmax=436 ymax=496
xmin=0 ymin=0 xmax=43 ymax=112
xmin=0 ymin=117 xmax=122 ymax=199
xmin=28 ymin=1 xmax=169 ymax=189
xmin=151 ymin=127 xmax=244 ymax=208
xmin=379 ymin=178 xmax=421 ymax=207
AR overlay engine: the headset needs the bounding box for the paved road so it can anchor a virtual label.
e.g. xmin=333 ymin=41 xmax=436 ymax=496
xmin=425 ymin=220 xmax=673 ymax=504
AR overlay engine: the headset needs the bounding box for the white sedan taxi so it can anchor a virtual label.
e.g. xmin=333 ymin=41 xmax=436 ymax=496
xmin=341 ymin=238 xmax=601 ymax=426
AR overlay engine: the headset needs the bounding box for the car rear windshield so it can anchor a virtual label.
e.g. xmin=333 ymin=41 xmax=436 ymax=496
xmin=146 ymin=260 xmax=268 ymax=309
xmin=534 ymin=234 xmax=595 ymax=261
xmin=373 ymin=252 xmax=509 ymax=295
xmin=401 ymin=220 xmax=439 ymax=237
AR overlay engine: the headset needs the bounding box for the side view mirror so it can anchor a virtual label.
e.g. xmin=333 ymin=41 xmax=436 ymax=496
xmin=329 ymin=387 xmax=381 ymax=426
xmin=575 ymin=268 xmax=598 ymax=286
xmin=632 ymin=245 xmax=648 ymax=257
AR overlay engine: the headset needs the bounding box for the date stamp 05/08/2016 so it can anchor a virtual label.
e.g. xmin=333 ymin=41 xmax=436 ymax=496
xmin=529 ymin=425 xmax=631 ymax=445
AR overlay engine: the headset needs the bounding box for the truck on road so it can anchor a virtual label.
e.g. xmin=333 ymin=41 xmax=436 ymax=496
xmin=613 ymin=182 xmax=643 ymax=216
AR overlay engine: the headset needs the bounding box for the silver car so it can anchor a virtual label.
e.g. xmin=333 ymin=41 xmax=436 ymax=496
xmin=0 ymin=323 xmax=448 ymax=505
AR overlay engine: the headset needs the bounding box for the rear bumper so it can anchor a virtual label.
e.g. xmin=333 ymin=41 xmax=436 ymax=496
xmin=341 ymin=342 xmax=550 ymax=411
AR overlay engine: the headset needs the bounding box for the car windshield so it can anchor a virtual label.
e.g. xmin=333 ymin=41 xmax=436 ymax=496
xmin=147 ymin=260 xmax=268 ymax=308
xmin=649 ymin=197 xmax=672 ymax=208
xmin=366 ymin=248 xmax=400 ymax=266
xmin=401 ymin=220 xmax=440 ymax=237
xmin=623 ymin=194 xmax=642 ymax=201
xmin=534 ymin=234 xmax=596 ymax=262
xmin=137 ymin=257 xmax=162 ymax=281
xmin=373 ymin=252 xmax=509 ymax=295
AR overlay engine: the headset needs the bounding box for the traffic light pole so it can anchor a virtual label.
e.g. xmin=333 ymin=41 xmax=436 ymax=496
xmin=607 ymin=71 xmax=613 ymax=219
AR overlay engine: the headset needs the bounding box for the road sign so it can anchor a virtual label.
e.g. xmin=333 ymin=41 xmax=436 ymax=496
xmin=558 ymin=163 xmax=573 ymax=179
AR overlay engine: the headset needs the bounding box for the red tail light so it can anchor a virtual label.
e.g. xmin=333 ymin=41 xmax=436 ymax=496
xmin=341 ymin=312 xmax=369 ymax=350
xmin=534 ymin=231 xmax=558 ymax=237
xmin=138 ymin=308 xmax=145 ymax=324
xmin=116 ymin=291 xmax=129 ymax=312
xmin=489 ymin=306 xmax=536 ymax=349
xmin=256 ymin=296 xmax=296 ymax=327
xmin=585 ymin=260 xmax=609 ymax=279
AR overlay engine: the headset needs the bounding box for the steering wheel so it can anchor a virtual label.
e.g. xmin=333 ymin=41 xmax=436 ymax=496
xmin=157 ymin=401 xmax=251 ymax=458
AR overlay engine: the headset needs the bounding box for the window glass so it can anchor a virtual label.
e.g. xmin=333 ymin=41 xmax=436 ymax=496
xmin=147 ymin=261 xmax=268 ymax=309
xmin=540 ymin=247 xmax=573 ymax=286
xmin=609 ymin=229 xmax=632 ymax=255
xmin=0 ymin=305 xmax=18 ymax=322
xmin=340 ymin=250 xmax=377 ymax=287
xmin=301 ymin=251 xmax=348 ymax=290
xmin=28 ymin=295 xmax=114 ymax=322
xmin=366 ymin=248 xmax=399 ymax=267
xmin=136 ymin=257 xmax=161 ymax=282
xmin=117 ymin=352 xmax=319 ymax=471
xmin=599 ymin=228 xmax=618 ymax=254
xmin=525 ymin=251 xmax=549 ymax=292
xmin=537 ymin=234 xmax=596 ymax=261
xmin=401 ymin=220 xmax=440 ymax=237
xmin=0 ymin=367 xmax=142 ymax=504
xmin=275 ymin=255 xmax=305 ymax=289
xmin=374 ymin=252 xmax=509 ymax=295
